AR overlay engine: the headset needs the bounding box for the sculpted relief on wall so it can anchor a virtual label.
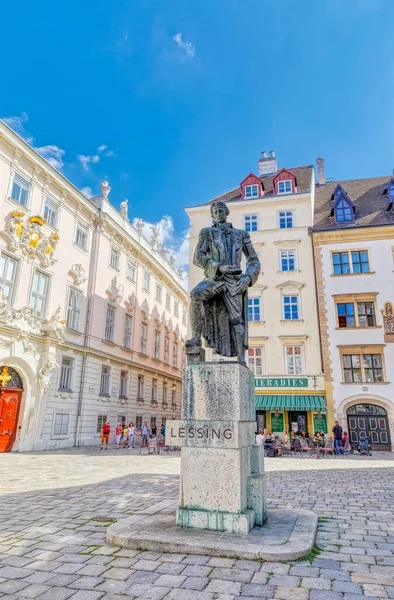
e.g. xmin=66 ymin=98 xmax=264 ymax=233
xmin=2 ymin=211 xmax=59 ymax=268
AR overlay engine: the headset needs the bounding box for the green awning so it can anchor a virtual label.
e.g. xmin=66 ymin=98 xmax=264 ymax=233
xmin=255 ymin=395 xmax=326 ymax=412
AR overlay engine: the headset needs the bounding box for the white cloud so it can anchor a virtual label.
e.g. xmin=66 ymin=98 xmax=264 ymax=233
xmin=2 ymin=112 xmax=35 ymax=144
xmin=97 ymin=145 xmax=108 ymax=153
xmin=81 ymin=186 xmax=94 ymax=199
xmin=35 ymin=145 xmax=65 ymax=170
xmin=173 ymin=33 xmax=196 ymax=59
xmin=77 ymin=154 xmax=100 ymax=172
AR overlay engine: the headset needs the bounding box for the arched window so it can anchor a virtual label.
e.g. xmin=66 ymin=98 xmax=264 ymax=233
xmin=347 ymin=404 xmax=387 ymax=416
xmin=335 ymin=198 xmax=354 ymax=222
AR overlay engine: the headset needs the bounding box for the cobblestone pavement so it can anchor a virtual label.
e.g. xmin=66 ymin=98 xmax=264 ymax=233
xmin=0 ymin=448 xmax=394 ymax=600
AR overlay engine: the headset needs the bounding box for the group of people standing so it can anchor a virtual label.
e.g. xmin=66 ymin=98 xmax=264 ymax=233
xmin=100 ymin=421 xmax=166 ymax=450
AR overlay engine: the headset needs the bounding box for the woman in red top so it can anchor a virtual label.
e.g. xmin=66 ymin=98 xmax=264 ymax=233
xmin=101 ymin=422 xmax=111 ymax=450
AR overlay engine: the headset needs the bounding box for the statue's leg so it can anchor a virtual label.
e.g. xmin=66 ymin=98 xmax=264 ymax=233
xmin=187 ymin=280 xmax=221 ymax=346
xmin=224 ymin=292 xmax=246 ymax=364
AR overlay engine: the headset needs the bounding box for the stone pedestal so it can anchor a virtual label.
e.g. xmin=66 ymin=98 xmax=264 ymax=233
xmin=165 ymin=362 xmax=267 ymax=534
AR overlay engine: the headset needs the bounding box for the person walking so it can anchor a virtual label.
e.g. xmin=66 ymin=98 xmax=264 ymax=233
xmin=332 ymin=420 xmax=343 ymax=455
xmin=115 ymin=423 xmax=122 ymax=448
xmin=128 ymin=422 xmax=136 ymax=448
xmin=141 ymin=422 xmax=150 ymax=446
xmin=100 ymin=421 xmax=111 ymax=450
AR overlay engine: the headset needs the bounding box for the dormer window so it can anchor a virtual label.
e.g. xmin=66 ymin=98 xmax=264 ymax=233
xmin=386 ymin=180 xmax=394 ymax=208
xmin=277 ymin=180 xmax=293 ymax=195
xmin=245 ymin=184 xmax=259 ymax=199
xmin=335 ymin=198 xmax=354 ymax=222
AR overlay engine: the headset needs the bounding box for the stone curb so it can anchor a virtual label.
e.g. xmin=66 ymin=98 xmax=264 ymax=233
xmin=107 ymin=508 xmax=317 ymax=562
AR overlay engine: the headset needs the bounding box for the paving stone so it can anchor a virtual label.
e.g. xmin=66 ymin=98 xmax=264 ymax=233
xmin=36 ymin=588 xmax=77 ymax=600
xmin=70 ymin=576 xmax=104 ymax=589
xmin=238 ymin=583 xmax=276 ymax=597
xmin=206 ymin=578 xmax=241 ymax=595
xmin=0 ymin=566 xmax=34 ymax=579
xmin=260 ymin=562 xmax=290 ymax=575
xmin=289 ymin=566 xmax=320 ymax=577
xmin=313 ymin=559 xmax=341 ymax=570
xmin=0 ymin=580 xmax=28 ymax=594
xmin=269 ymin=574 xmax=300 ymax=586
xmin=275 ymin=587 xmax=310 ymax=600
xmin=250 ymin=572 xmax=268 ymax=584
xmin=209 ymin=567 xmax=253 ymax=583
xmin=182 ymin=556 xmax=211 ymax=566
xmin=182 ymin=565 xmax=211 ymax=577
xmin=301 ymin=576 xmax=331 ymax=590
xmin=310 ymin=592 xmax=343 ymax=600
xmin=131 ymin=559 xmax=159 ymax=571
xmin=181 ymin=576 xmax=209 ymax=590
xmin=127 ymin=571 xmax=161 ymax=584
xmin=362 ymin=584 xmax=389 ymax=598
xmin=153 ymin=574 xmax=187 ymax=588
xmin=69 ymin=593 xmax=104 ymax=600
xmin=332 ymin=581 xmax=362 ymax=594
xmin=234 ymin=560 xmax=260 ymax=572
xmin=102 ymin=567 xmax=132 ymax=581
xmin=15 ymin=583 xmax=52 ymax=598
xmin=46 ymin=574 xmax=79 ymax=586
xmin=164 ymin=590 xmax=214 ymax=600
xmin=158 ymin=553 xmax=187 ymax=563
xmin=155 ymin=562 xmax=186 ymax=575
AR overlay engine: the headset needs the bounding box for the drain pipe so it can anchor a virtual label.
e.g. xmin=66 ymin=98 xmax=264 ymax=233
xmin=75 ymin=213 xmax=101 ymax=446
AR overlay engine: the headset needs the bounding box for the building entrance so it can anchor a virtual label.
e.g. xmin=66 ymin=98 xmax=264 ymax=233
xmin=288 ymin=411 xmax=308 ymax=435
xmin=347 ymin=404 xmax=391 ymax=451
xmin=0 ymin=367 xmax=24 ymax=453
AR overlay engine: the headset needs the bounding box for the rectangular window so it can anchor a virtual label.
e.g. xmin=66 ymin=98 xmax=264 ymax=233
xmin=123 ymin=314 xmax=133 ymax=348
xmin=171 ymin=388 xmax=177 ymax=407
xmin=332 ymin=250 xmax=370 ymax=275
xmin=97 ymin=414 xmax=107 ymax=433
xmin=164 ymin=337 xmax=170 ymax=363
xmin=30 ymin=270 xmax=50 ymax=318
xmin=173 ymin=342 xmax=178 ymax=368
xmin=0 ymin=253 xmax=18 ymax=305
xmin=156 ymin=284 xmax=162 ymax=302
xmin=248 ymin=347 xmax=263 ymax=376
xmin=136 ymin=415 xmax=142 ymax=431
xmin=245 ymin=184 xmax=259 ymax=198
xmin=126 ymin=261 xmax=136 ymax=281
xmin=278 ymin=180 xmax=293 ymax=194
xmin=357 ymin=302 xmax=376 ymax=327
xmin=283 ymin=295 xmax=299 ymax=320
xmin=285 ymin=345 xmax=303 ymax=375
xmin=75 ymin=221 xmax=88 ymax=249
xmin=163 ymin=381 xmax=168 ymax=405
xmin=120 ymin=370 xmax=128 ymax=398
xmin=248 ymin=298 xmax=261 ymax=322
xmin=141 ymin=323 xmax=148 ymax=354
xmin=152 ymin=378 xmax=158 ymax=403
xmin=11 ymin=173 xmax=30 ymax=207
xmin=110 ymin=247 xmax=120 ymax=270
xmin=53 ymin=413 xmax=69 ymax=436
xmin=137 ymin=374 xmax=144 ymax=398
xmin=143 ymin=270 xmax=150 ymax=292
xmin=151 ymin=416 xmax=156 ymax=429
xmin=244 ymin=214 xmax=258 ymax=232
xmin=342 ymin=354 xmax=362 ymax=383
xmin=363 ymin=354 xmax=383 ymax=382
xmin=278 ymin=210 xmax=293 ymax=229
xmin=100 ymin=366 xmax=110 ymax=395
xmin=104 ymin=305 xmax=116 ymax=342
xmin=341 ymin=352 xmax=384 ymax=383
xmin=59 ymin=357 xmax=73 ymax=391
xmin=43 ymin=197 xmax=59 ymax=229
xmin=154 ymin=329 xmax=161 ymax=359
xmin=280 ymin=250 xmax=296 ymax=272
xmin=337 ymin=303 xmax=356 ymax=328
xmin=166 ymin=293 xmax=171 ymax=311
xmin=182 ymin=308 xmax=187 ymax=326
xmin=67 ymin=288 xmax=82 ymax=331
xmin=174 ymin=301 xmax=179 ymax=317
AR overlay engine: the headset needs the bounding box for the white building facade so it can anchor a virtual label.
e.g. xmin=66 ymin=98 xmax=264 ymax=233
xmin=313 ymin=173 xmax=394 ymax=450
xmin=0 ymin=120 xmax=187 ymax=452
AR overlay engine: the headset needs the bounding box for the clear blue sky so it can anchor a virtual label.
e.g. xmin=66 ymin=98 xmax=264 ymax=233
xmin=1 ymin=0 xmax=393 ymax=259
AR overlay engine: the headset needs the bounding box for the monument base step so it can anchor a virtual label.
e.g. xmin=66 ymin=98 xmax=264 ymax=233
xmin=107 ymin=502 xmax=317 ymax=562
xmin=177 ymin=507 xmax=256 ymax=535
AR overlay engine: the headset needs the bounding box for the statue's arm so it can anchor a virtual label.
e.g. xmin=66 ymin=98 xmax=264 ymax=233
xmin=193 ymin=229 xmax=220 ymax=279
xmin=243 ymin=233 xmax=261 ymax=286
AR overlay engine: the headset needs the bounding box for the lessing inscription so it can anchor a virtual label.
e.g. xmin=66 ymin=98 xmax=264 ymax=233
xmin=170 ymin=426 xmax=233 ymax=440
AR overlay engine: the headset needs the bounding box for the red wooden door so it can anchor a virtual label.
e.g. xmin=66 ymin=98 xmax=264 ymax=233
xmin=0 ymin=390 xmax=22 ymax=452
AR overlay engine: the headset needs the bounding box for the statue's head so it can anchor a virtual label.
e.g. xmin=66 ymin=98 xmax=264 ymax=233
xmin=211 ymin=201 xmax=229 ymax=223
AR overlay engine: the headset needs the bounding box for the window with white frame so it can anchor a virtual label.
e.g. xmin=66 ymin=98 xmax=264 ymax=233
xmin=283 ymin=295 xmax=300 ymax=320
xmin=142 ymin=270 xmax=150 ymax=292
xmin=244 ymin=214 xmax=258 ymax=232
xmin=245 ymin=184 xmax=259 ymax=199
xmin=75 ymin=221 xmax=88 ymax=249
xmin=104 ymin=304 xmax=116 ymax=341
xmin=136 ymin=415 xmax=142 ymax=430
xmin=173 ymin=341 xmax=178 ymax=367
xmin=10 ymin=173 xmax=30 ymax=207
xmin=332 ymin=250 xmax=370 ymax=275
xmin=100 ymin=366 xmax=110 ymax=395
xmin=29 ymin=270 xmax=50 ymax=318
xmin=164 ymin=336 xmax=170 ymax=363
xmin=174 ymin=300 xmax=179 ymax=317
xmin=182 ymin=308 xmax=187 ymax=326
xmin=171 ymin=387 xmax=177 ymax=407
xmin=248 ymin=347 xmax=264 ymax=376
xmin=278 ymin=210 xmax=294 ymax=229
xmin=110 ymin=247 xmax=120 ymax=270
xmin=0 ymin=253 xmax=19 ymax=305
xmin=141 ymin=322 xmax=148 ymax=353
xmin=66 ymin=288 xmax=82 ymax=331
xmin=59 ymin=357 xmax=74 ymax=391
xmin=43 ymin=197 xmax=59 ymax=229
xmin=123 ymin=314 xmax=133 ymax=348
xmin=120 ymin=370 xmax=128 ymax=397
xmin=285 ymin=345 xmax=304 ymax=375
xmin=156 ymin=284 xmax=162 ymax=302
xmin=248 ymin=298 xmax=261 ymax=322
xmin=53 ymin=413 xmax=69 ymax=436
xmin=154 ymin=329 xmax=161 ymax=359
xmin=166 ymin=293 xmax=171 ymax=311
xmin=137 ymin=374 xmax=144 ymax=399
xmin=277 ymin=180 xmax=293 ymax=194
xmin=152 ymin=378 xmax=158 ymax=403
xmin=96 ymin=414 xmax=107 ymax=433
xmin=280 ymin=249 xmax=296 ymax=272
xmin=126 ymin=261 xmax=136 ymax=281
xmin=163 ymin=381 xmax=168 ymax=404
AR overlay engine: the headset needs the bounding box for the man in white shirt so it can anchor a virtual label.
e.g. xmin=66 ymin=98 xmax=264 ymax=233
xmin=256 ymin=431 xmax=265 ymax=445
xmin=141 ymin=422 xmax=150 ymax=446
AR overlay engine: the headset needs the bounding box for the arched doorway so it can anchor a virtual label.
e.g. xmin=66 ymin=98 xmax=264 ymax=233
xmin=0 ymin=366 xmax=24 ymax=453
xmin=347 ymin=404 xmax=391 ymax=451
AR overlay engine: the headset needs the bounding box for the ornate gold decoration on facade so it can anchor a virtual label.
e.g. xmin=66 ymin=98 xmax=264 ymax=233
xmin=1 ymin=212 xmax=59 ymax=268
xmin=0 ymin=367 xmax=12 ymax=387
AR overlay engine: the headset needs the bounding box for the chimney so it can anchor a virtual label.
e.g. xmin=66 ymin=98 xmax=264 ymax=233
xmin=316 ymin=157 xmax=325 ymax=185
xmin=258 ymin=150 xmax=278 ymax=177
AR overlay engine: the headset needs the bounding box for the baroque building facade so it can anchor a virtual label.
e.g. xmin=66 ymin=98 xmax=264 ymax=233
xmin=0 ymin=120 xmax=187 ymax=452
xmin=313 ymin=166 xmax=394 ymax=451
xmin=186 ymin=152 xmax=328 ymax=439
